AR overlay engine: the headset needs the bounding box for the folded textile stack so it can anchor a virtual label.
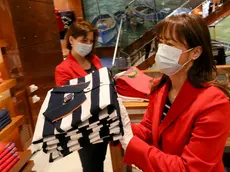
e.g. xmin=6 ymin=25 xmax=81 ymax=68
xmin=114 ymin=67 xmax=152 ymax=100
xmin=0 ymin=142 xmax=20 ymax=172
xmin=0 ymin=109 xmax=12 ymax=131
xmin=32 ymin=67 xmax=124 ymax=162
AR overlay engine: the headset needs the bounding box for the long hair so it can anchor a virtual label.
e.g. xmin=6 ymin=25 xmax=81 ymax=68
xmin=152 ymin=14 xmax=230 ymax=98
xmin=65 ymin=21 xmax=98 ymax=58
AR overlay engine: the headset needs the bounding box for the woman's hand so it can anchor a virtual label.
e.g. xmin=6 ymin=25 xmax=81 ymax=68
xmin=118 ymin=98 xmax=133 ymax=150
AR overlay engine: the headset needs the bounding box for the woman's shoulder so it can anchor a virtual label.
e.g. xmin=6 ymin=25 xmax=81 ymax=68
xmin=198 ymin=85 xmax=229 ymax=104
xmin=56 ymin=54 xmax=73 ymax=71
xmin=56 ymin=59 xmax=70 ymax=71
xmin=188 ymin=85 xmax=230 ymax=113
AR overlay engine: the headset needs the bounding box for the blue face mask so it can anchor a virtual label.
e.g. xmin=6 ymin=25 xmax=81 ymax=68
xmin=75 ymin=42 xmax=93 ymax=57
xmin=155 ymin=44 xmax=193 ymax=76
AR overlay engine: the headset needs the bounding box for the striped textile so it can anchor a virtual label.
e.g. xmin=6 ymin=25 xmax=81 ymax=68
xmin=161 ymin=97 xmax=171 ymax=122
xmin=32 ymin=67 xmax=124 ymax=162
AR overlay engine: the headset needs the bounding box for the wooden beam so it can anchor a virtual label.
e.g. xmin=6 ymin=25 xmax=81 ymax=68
xmin=204 ymin=0 xmax=230 ymax=25
xmin=137 ymin=54 xmax=155 ymax=70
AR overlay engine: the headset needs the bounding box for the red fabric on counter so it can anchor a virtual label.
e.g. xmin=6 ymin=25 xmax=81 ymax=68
xmin=115 ymin=67 xmax=152 ymax=99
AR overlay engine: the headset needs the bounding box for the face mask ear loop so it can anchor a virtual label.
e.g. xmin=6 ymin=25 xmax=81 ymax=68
xmin=182 ymin=48 xmax=194 ymax=54
xmin=168 ymin=57 xmax=194 ymax=76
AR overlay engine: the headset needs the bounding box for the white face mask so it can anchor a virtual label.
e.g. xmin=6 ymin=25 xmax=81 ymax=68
xmin=75 ymin=42 xmax=93 ymax=57
xmin=155 ymin=44 xmax=193 ymax=76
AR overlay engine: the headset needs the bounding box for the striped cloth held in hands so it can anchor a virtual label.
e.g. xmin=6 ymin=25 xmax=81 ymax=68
xmin=32 ymin=67 xmax=124 ymax=162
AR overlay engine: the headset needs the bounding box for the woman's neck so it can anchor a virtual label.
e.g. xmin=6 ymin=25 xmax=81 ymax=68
xmin=71 ymin=50 xmax=86 ymax=63
xmin=168 ymin=72 xmax=187 ymax=103
xmin=71 ymin=50 xmax=92 ymax=70
xmin=169 ymin=62 xmax=192 ymax=93
xmin=169 ymin=74 xmax=187 ymax=92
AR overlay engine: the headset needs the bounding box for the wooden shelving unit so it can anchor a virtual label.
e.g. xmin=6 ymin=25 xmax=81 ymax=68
xmin=9 ymin=150 xmax=32 ymax=172
xmin=0 ymin=78 xmax=34 ymax=171
xmin=0 ymin=39 xmax=7 ymax=48
xmin=0 ymin=115 xmax=23 ymax=141
xmin=0 ymin=79 xmax=16 ymax=93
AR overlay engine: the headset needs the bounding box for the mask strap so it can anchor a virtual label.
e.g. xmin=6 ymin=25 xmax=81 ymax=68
xmin=182 ymin=48 xmax=193 ymax=54
xmin=169 ymin=58 xmax=193 ymax=76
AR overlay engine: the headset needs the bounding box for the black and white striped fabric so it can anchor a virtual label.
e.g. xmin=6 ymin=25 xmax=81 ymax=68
xmin=161 ymin=97 xmax=171 ymax=122
xmin=32 ymin=67 xmax=124 ymax=162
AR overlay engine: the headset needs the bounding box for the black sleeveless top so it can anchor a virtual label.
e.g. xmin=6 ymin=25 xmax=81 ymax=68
xmin=85 ymin=65 xmax=97 ymax=74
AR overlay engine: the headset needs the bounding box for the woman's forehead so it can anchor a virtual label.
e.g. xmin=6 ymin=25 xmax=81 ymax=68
xmin=159 ymin=24 xmax=177 ymax=40
xmin=158 ymin=25 xmax=187 ymax=46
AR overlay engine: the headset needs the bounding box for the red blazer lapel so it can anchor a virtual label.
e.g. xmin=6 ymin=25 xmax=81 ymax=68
xmin=68 ymin=53 xmax=102 ymax=77
xmin=67 ymin=53 xmax=88 ymax=77
xmin=151 ymin=84 xmax=169 ymax=148
xmin=158 ymin=81 xmax=199 ymax=138
xmin=90 ymin=54 xmax=103 ymax=69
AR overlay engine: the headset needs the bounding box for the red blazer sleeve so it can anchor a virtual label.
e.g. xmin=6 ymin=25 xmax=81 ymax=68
xmin=131 ymin=106 xmax=153 ymax=144
xmin=55 ymin=66 xmax=72 ymax=86
xmin=124 ymin=104 xmax=230 ymax=172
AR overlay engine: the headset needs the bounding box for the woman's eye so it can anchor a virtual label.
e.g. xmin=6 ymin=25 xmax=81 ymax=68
xmin=166 ymin=43 xmax=174 ymax=46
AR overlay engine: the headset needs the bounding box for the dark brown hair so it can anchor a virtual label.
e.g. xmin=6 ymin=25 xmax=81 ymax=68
xmin=152 ymin=14 xmax=230 ymax=98
xmin=65 ymin=21 xmax=98 ymax=56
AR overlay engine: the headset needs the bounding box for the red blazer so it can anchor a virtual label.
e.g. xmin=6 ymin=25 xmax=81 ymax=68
xmin=55 ymin=53 xmax=102 ymax=86
xmin=124 ymin=80 xmax=230 ymax=172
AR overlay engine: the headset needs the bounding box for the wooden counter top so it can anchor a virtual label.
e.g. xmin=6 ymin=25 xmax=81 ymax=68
xmin=124 ymin=102 xmax=148 ymax=109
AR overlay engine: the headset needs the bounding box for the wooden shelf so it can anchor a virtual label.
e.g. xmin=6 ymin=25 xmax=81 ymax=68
xmin=0 ymin=79 xmax=16 ymax=93
xmin=124 ymin=102 xmax=148 ymax=109
xmin=9 ymin=150 xmax=32 ymax=172
xmin=0 ymin=115 xmax=24 ymax=141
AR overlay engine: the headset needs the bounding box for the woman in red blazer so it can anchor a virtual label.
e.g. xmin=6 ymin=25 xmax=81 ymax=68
xmin=55 ymin=21 xmax=106 ymax=172
xmin=119 ymin=14 xmax=230 ymax=172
